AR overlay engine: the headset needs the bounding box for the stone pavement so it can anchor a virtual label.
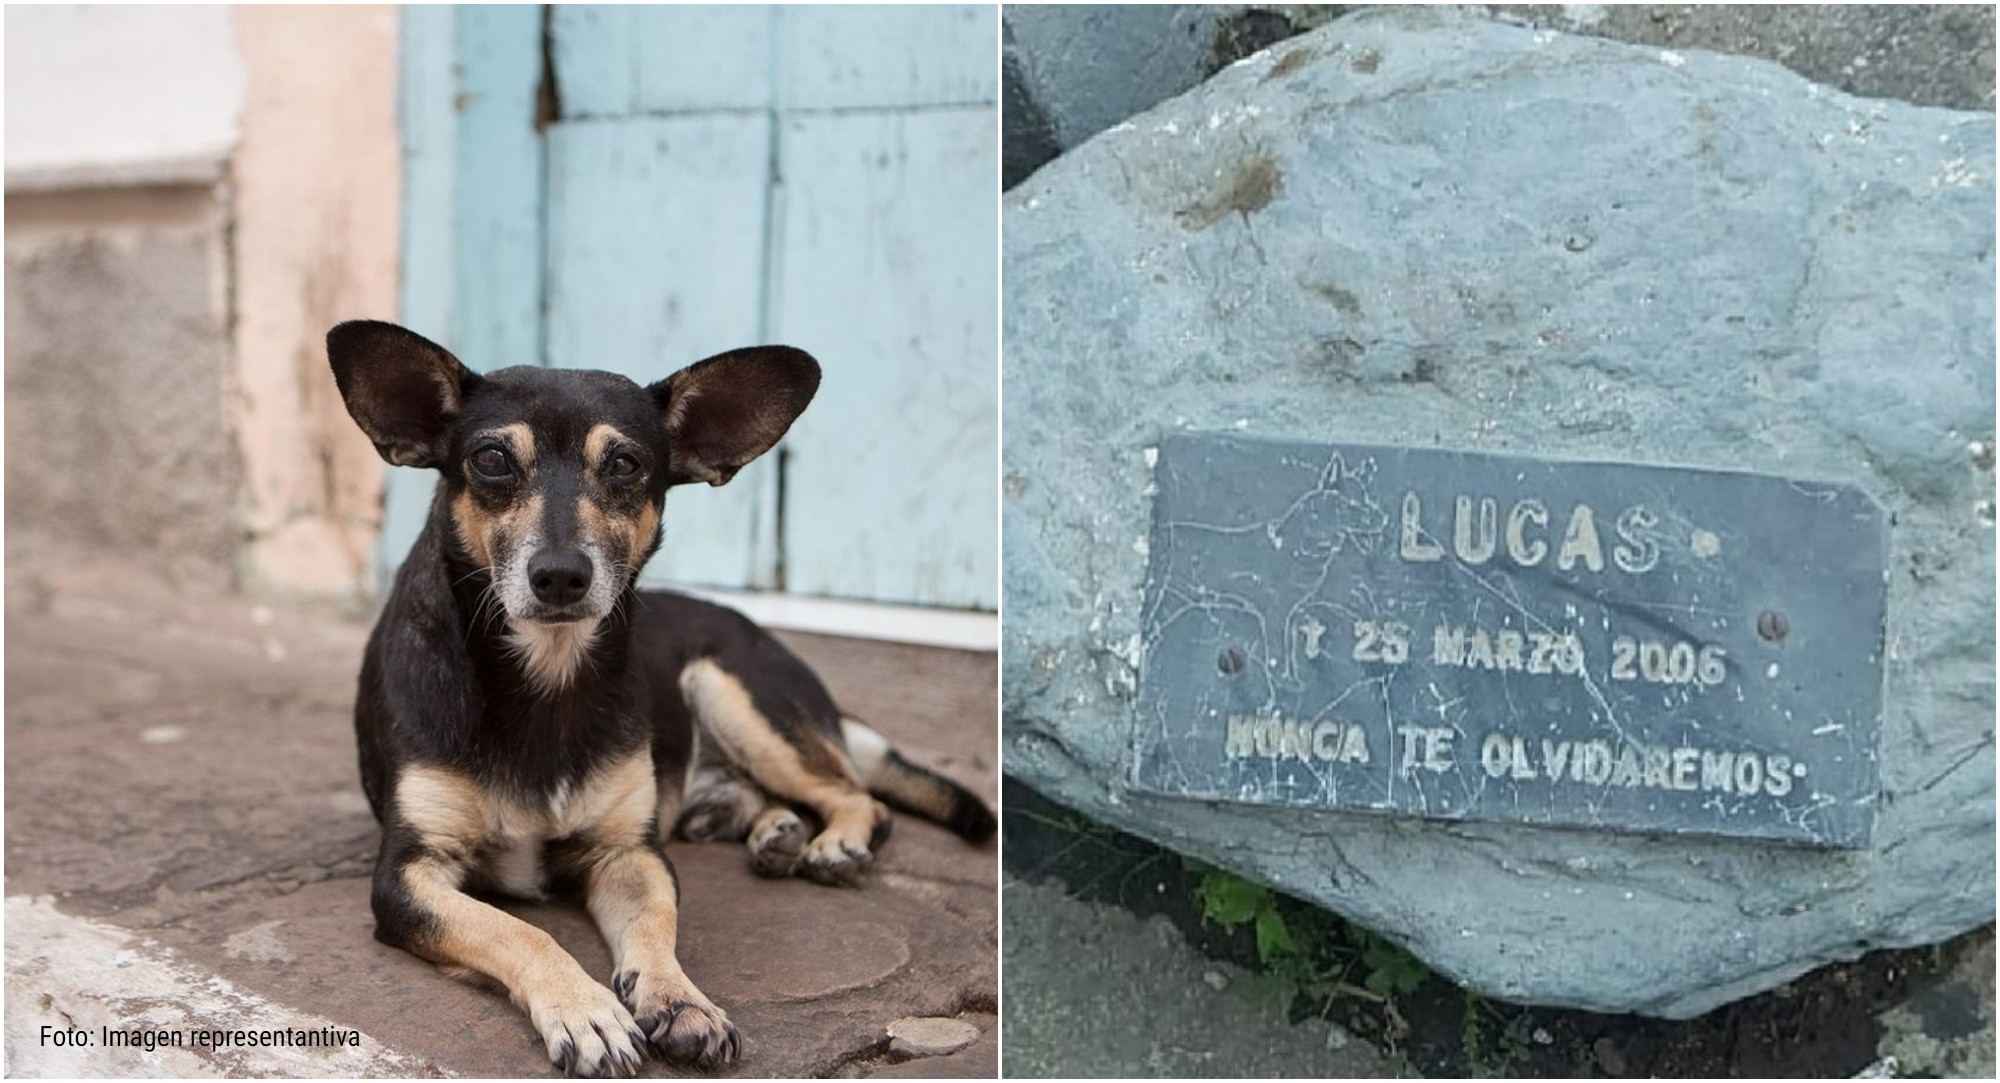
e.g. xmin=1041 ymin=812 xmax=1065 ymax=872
xmin=1002 ymin=878 xmax=1391 ymax=1078
xmin=3 ymin=547 xmax=997 ymax=1078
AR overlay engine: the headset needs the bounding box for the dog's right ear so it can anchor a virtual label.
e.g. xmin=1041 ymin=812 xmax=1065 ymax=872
xmin=327 ymin=320 xmax=479 ymax=469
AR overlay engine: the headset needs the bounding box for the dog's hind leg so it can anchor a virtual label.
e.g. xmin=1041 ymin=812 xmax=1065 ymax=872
xmin=673 ymin=766 xmax=764 ymax=842
xmin=678 ymin=658 xmax=886 ymax=886
xmin=672 ymin=764 xmax=810 ymax=878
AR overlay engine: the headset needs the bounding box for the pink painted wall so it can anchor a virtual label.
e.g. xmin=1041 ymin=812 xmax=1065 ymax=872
xmin=230 ymin=6 xmax=401 ymax=594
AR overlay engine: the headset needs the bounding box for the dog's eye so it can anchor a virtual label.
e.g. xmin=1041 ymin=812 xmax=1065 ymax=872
xmin=607 ymin=454 xmax=641 ymax=479
xmin=470 ymin=446 xmax=513 ymax=480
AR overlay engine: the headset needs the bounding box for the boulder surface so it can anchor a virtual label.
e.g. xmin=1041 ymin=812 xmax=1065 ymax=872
xmin=1002 ymin=7 xmax=1994 ymax=1018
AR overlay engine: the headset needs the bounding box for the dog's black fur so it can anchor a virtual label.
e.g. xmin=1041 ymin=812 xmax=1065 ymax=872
xmin=329 ymin=320 xmax=993 ymax=1078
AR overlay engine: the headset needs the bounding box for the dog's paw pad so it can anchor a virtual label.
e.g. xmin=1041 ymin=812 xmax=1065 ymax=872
xmin=533 ymin=983 xmax=643 ymax=1078
xmin=614 ymin=970 xmax=741 ymax=1068
xmin=635 ymin=1001 xmax=740 ymax=1068
xmin=748 ymin=811 xmax=807 ymax=877
xmin=545 ymin=1023 xmax=641 ymax=1078
xmin=800 ymin=836 xmax=871 ymax=887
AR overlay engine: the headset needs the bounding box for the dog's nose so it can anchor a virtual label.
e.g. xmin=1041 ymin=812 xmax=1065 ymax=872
xmin=528 ymin=550 xmax=593 ymax=607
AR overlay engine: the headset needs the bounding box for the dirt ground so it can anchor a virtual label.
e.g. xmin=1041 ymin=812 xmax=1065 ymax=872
xmin=3 ymin=540 xmax=999 ymax=1078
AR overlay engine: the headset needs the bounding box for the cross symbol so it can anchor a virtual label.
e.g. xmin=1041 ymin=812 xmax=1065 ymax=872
xmin=1299 ymin=617 xmax=1327 ymax=660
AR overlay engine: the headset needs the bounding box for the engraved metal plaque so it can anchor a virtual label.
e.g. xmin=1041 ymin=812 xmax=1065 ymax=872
xmin=1132 ymin=433 xmax=1888 ymax=849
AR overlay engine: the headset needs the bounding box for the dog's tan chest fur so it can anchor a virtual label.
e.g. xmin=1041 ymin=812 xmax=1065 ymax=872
xmin=396 ymin=755 xmax=657 ymax=895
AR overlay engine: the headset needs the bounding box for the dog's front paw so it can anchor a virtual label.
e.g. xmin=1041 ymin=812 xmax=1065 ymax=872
xmin=528 ymin=979 xmax=646 ymax=1078
xmin=614 ymin=968 xmax=741 ymax=1068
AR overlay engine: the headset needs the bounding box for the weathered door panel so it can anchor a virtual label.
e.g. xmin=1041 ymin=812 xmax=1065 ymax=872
xmin=554 ymin=6 xmax=776 ymax=115
xmin=777 ymin=6 xmax=997 ymax=109
xmin=771 ymin=108 xmax=998 ymax=608
xmin=390 ymin=5 xmax=996 ymax=611
xmin=545 ymin=115 xmax=777 ymax=590
xmin=381 ymin=6 xmax=543 ymax=582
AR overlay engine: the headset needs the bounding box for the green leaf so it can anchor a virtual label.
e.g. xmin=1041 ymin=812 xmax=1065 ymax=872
xmin=1362 ymin=937 xmax=1428 ymax=996
xmin=1363 ymin=964 xmax=1396 ymax=997
xmin=1198 ymin=870 xmax=1269 ymax=928
xmin=1254 ymin=906 xmax=1298 ymax=964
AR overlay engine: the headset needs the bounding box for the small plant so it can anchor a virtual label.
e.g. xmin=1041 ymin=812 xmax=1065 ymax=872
xmin=1458 ymin=988 xmax=1537 ymax=1078
xmin=1185 ymin=863 xmax=1560 ymax=1078
xmin=1461 ymin=987 xmax=1487 ymax=1074
xmin=1501 ymin=1017 xmax=1536 ymax=1072
xmin=1196 ymin=867 xmax=1298 ymax=965
xmin=1356 ymin=928 xmax=1428 ymax=998
xmin=1193 ymin=864 xmax=1436 ymax=1025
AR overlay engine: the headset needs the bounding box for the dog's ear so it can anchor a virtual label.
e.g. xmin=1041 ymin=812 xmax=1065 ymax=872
xmin=327 ymin=320 xmax=479 ymax=469
xmin=649 ymin=346 xmax=820 ymax=487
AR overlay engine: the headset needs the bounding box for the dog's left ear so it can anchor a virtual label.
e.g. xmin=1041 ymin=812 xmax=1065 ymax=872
xmin=650 ymin=346 xmax=820 ymax=487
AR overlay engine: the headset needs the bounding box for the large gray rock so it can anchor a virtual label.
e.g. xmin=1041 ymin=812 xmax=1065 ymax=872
xmin=1002 ymin=7 xmax=1994 ymax=1018
xmin=1004 ymin=6 xmax=1228 ymax=187
xmin=1003 ymin=4 xmax=1996 ymax=191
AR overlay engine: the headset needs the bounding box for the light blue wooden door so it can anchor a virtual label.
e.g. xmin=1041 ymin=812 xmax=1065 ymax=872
xmin=386 ymin=5 xmax=997 ymax=611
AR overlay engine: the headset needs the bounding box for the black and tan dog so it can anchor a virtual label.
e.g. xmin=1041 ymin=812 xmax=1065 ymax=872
xmin=328 ymin=321 xmax=994 ymax=1077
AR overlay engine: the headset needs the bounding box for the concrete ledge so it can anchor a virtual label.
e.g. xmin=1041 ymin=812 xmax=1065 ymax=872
xmin=5 ymin=156 xmax=227 ymax=195
xmin=678 ymin=586 xmax=999 ymax=652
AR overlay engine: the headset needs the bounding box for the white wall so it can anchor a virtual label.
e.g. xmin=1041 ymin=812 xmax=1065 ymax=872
xmin=4 ymin=6 xmax=245 ymax=188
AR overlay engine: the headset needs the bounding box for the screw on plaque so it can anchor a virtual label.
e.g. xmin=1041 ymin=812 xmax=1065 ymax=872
xmin=1217 ymin=646 xmax=1247 ymax=675
xmin=1757 ymin=610 xmax=1789 ymax=644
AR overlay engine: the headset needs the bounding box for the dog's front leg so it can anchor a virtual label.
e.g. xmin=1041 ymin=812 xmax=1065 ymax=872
xmin=377 ymin=850 xmax=647 ymax=1077
xmin=580 ymin=840 xmax=742 ymax=1068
